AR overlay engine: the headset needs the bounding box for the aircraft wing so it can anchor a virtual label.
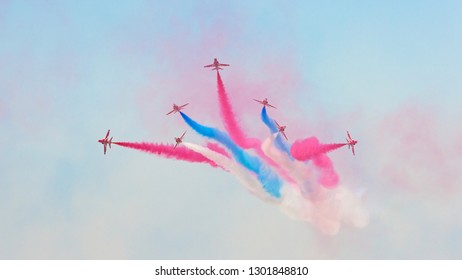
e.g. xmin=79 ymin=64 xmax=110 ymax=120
xmin=219 ymin=63 xmax=229 ymax=66
xmin=104 ymin=144 xmax=107 ymax=155
xmin=105 ymin=129 xmax=110 ymax=139
xmin=347 ymin=131 xmax=352 ymax=140
xmin=352 ymin=145 xmax=355 ymax=156
xmin=267 ymin=104 xmax=277 ymax=109
xmin=253 ymin=99 xmax=263 ymax=104
xmin=281 ymin=131 xmax=288 ymax=141
xmin=180 ymin=130 xmax=187 ymax=139
xmin=274 ymin=119 xmax=280 ymax=128
xmin=204 ymin=64 xmax=214 ymax=68
xmin=174 ymin=142 xmax=179 ymax=149
xmin=166 ymin=109 xmax=175 ymax=115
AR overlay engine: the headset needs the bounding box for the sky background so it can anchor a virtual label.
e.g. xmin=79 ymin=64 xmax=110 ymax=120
xmin=1 ymin=0 xmax=461 ymax=259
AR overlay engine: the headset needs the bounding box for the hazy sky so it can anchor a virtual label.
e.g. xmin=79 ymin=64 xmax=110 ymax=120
xmin=1 ymin=0 xmax=461 ymax=259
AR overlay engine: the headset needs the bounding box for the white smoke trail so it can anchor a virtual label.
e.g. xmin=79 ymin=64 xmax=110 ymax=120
xmin=261 ymin=133 xmax=315 ymax=194
xmin=280 ymin=185 xmax=369 ymax=235
xmin=261 ymin=134 xmax=369 ymax=235
xmin=183 ymin=142 xmax=276 ymax=202
xmin=184 ymin=141 xmax=368 ymax=235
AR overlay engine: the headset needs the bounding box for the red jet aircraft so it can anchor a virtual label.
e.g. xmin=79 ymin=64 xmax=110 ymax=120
xmin=174 ymin=131 xmax=187 ymax=149
xmin=346 ymin=131 xmax=358 ymax=156
xmin=204 ymin=58 xmax=229 ymax=71
xmin=254 ymin=98 xmax=276 ymax=109
xmin=98 ymin=129 xmax=113 ymax=155
xmin=166 ymin=103 xmax=189 ymax=115
xmin=274 ymin=120 xmax=288 ymax=141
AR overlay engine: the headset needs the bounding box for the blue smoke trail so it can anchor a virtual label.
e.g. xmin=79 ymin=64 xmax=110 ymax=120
xmin=261 ymin=107 xmax=293 ymax=158
xmin=180 ymin=112 xmax=282 ymax=198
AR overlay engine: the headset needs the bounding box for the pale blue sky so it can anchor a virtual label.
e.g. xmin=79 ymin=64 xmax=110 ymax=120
xmin=1 ymin=0 xmax=461 ymax=259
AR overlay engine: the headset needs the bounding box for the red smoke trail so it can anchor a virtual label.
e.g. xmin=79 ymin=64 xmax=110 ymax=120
xmin=313 ymin=154 xmax=339 ymax=188
xmin=216 ymin=71 xmax=260 ymax=148
xmin=216 ymin=71 xmax=296 ymax=184
xmin=290 ymin=137 xmax=346 ymax=161
xmin=290 ymin=137 xmax=344 ymax=188
xmin=206 ymin=142 xmax=231 ymax=158
xmin=113 ymin=142 xmax=219 ymax=167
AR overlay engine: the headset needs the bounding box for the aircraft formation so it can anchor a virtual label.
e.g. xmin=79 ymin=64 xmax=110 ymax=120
xmin=98 ymin=58 xmax=358 ymax=156
xmin=96 ymin=58 xmax=367 ymax=235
